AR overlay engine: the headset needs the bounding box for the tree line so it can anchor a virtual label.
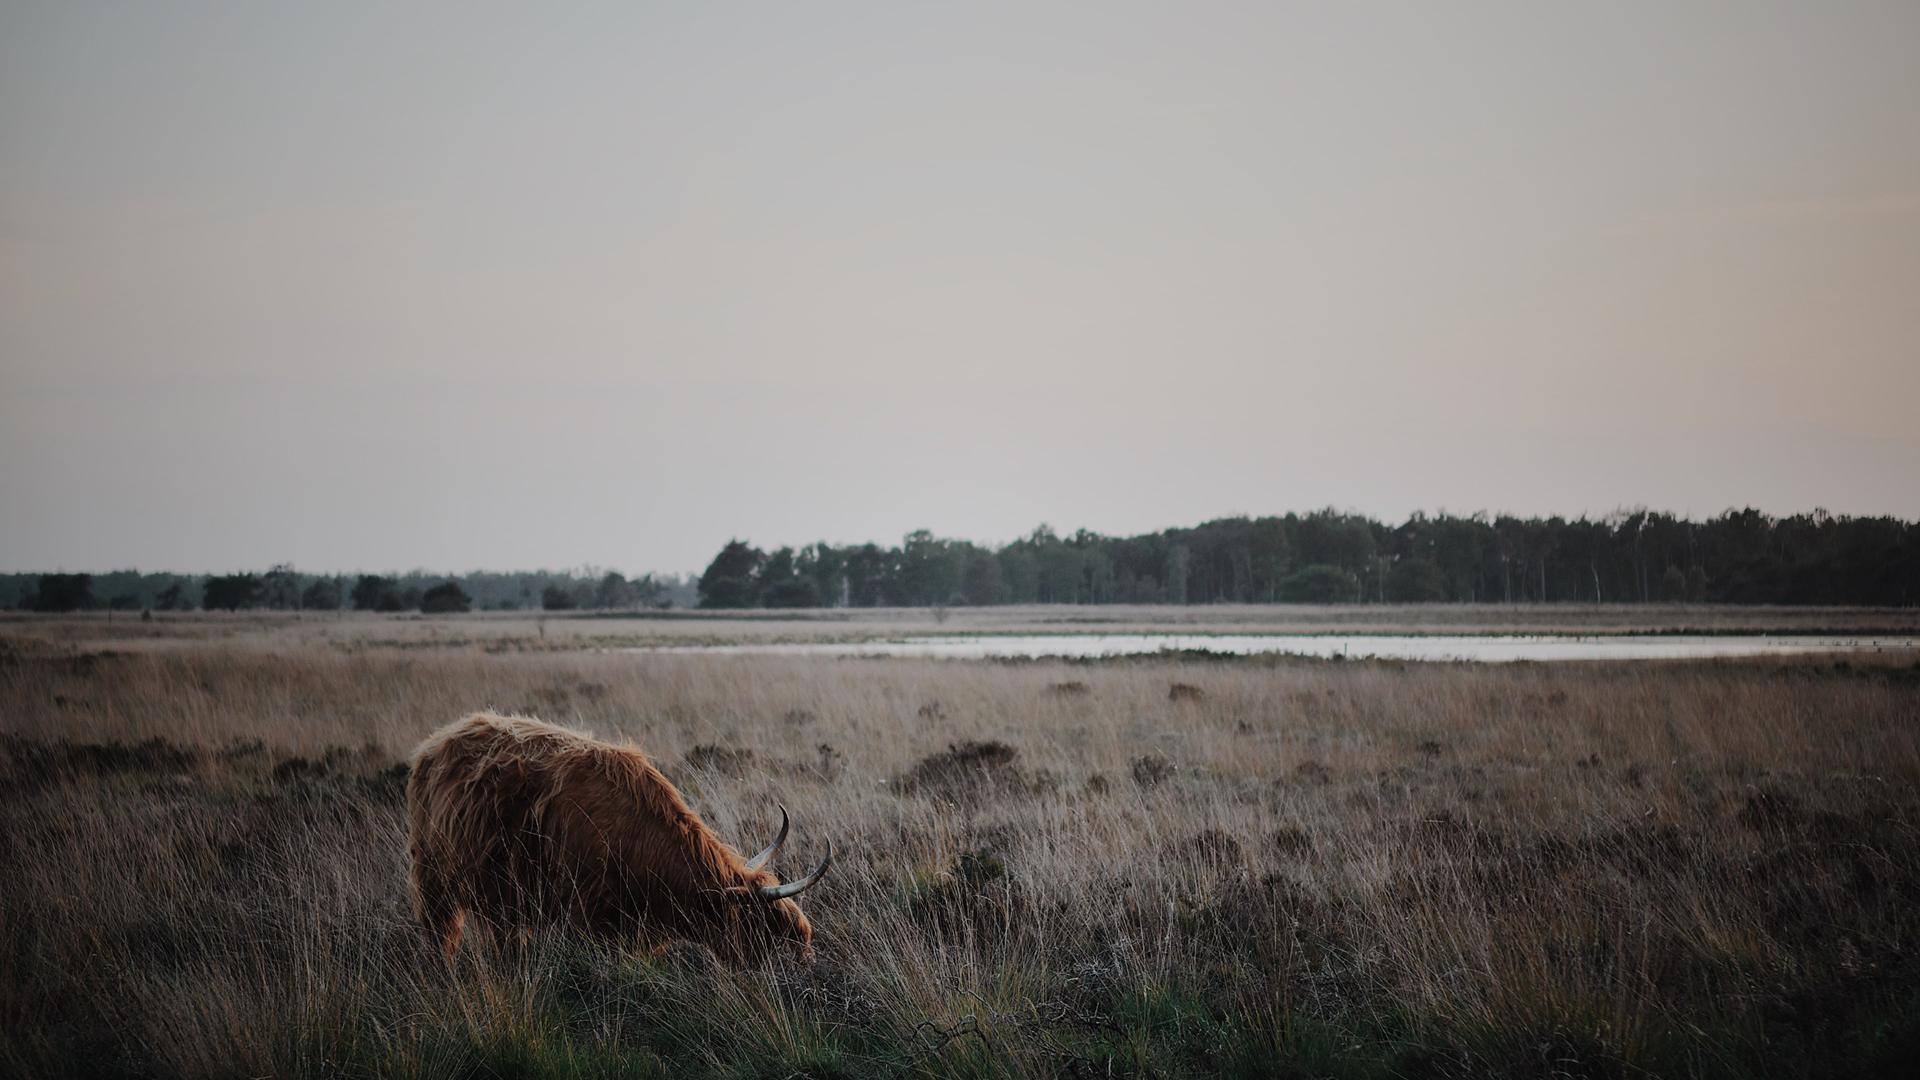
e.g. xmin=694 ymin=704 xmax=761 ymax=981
xmin=697 ymin=508 xmax=1919 ymax=609
xmin=10 ymin=508 xmax=1912 ymax=614
xmin=1 ymin=567 xmax=697 ymax=614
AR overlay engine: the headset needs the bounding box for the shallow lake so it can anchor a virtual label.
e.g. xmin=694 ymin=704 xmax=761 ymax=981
xmin=638 ymin=634 xmax=1920 ymax=663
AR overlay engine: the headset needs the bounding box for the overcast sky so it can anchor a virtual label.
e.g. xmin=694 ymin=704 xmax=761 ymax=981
xmin=3 ymin=2 xmax=1916 ymax=575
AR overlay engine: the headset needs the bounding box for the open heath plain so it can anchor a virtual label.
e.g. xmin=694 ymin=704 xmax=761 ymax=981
xmin=4 ymin=607 xmax=1919 ymax=1079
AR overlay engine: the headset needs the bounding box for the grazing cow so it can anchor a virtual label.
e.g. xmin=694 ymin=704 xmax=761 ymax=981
xmin=404 ymin=712 xmax=832 ymax=964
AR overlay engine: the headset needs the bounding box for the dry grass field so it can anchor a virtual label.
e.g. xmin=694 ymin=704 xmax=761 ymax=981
xmin=4 ymin=611 xmax=1919 ymax=1078
xmin=10 ymin=603 xmax=1917 ymax=656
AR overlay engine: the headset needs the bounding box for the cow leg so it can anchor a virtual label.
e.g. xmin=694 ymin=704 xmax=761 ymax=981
xmin=433 ymin=908 xmax=468 ymax=963
xmin=412 ymin=865 xmax=468 ymax=963
xmin=495 ymin=924 xmax=535 ymax=963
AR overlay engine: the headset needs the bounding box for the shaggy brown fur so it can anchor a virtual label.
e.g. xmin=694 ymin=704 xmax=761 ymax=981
xmin=405 ymin=712 xmax=819 ymax=964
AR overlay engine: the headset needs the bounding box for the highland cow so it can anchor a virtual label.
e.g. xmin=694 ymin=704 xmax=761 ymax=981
xmin=405 ymin=712 xmax=832 ymax=964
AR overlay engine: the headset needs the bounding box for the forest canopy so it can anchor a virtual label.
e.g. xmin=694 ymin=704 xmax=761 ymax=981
xmin=0 ymin=568 xmax=697 ymax=614
xmin=697 ymin=508 xmax=1918 ymax=609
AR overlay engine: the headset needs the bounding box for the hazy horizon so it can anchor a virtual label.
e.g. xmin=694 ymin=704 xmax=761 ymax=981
xmin=5 ymin=2 xmax=1917 ymax=575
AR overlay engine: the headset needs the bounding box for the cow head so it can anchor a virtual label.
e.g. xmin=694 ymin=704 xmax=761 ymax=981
xmin=727 ymin=806 xmax=833 ymax=962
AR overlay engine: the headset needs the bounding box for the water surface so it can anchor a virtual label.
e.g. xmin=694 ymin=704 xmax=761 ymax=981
xmin=638 ymin=634 xmax=1920 ymax=663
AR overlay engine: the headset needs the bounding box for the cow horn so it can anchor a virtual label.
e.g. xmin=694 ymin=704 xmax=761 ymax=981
xmin=742 ymin=804 xmax=790 ymax=872
xmin=757 ymin=839 xmax=833 ymax=902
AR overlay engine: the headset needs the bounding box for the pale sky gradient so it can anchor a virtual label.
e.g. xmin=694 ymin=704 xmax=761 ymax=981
xmin=3 ymin=2 xmax=1917 ymax=574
